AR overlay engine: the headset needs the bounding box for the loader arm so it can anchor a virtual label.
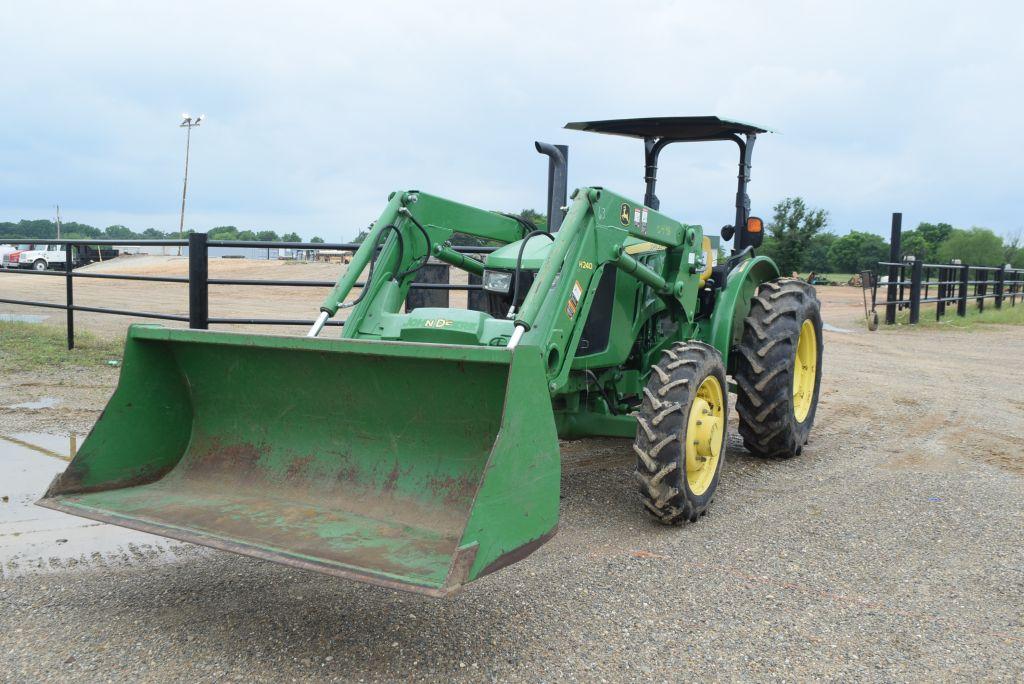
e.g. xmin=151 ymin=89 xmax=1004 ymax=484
xmin=317 ymin=190 xmax=527 ymax=323
xmin=312 ymin=185 xmax=715 ymax=436
xmin=512 ymin=187 xmax=706 ymax=394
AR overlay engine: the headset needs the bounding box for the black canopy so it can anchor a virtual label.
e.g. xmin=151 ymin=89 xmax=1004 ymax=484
xmin=564 ymin=117 xmax=772 ymax=247
xmin=564 ymin=116 xmax=771 ymax=141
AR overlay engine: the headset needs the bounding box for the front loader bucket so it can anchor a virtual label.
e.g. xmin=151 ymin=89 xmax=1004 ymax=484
xmin=38 ymin=326 xmax=560 ymax=596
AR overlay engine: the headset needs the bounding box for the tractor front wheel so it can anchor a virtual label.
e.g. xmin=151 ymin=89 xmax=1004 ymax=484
xmin=634 ymin=342 xmax=728 ymax=524
xmin=734 ymin=277 xmax=823 ymax=458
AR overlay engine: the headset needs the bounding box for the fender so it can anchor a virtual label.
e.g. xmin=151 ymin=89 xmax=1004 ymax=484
xmin=702 ymin=255 xmax=780 ymax=371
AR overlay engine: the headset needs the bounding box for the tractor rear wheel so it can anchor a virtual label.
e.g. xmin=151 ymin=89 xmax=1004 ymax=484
xmin=634 ymin=342 xmax=728 ymax=524
xmin=734 ymin=277 xmax=823 ymax=458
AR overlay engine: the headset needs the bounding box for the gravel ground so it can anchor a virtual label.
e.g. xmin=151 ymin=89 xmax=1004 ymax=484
xmin=1 ymin=288 xmax=1023 ymax=682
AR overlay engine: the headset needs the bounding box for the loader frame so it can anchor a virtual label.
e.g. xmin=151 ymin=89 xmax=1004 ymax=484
xmin=308 ymin=118 xmax=780 ymax=440
xmin=314 ymin=188 xmax=776 ymax=438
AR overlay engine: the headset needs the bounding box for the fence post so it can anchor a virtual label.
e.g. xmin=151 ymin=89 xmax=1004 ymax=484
xmin=977 ymin=269 xmax=987 ymax=312
xmin=995 ymin=265 xmax=1006 ymax=309
xmin=936 ymin=265 xmax=945 ymax=321
xmin=957 ymin=264 xmax=969 ymax=316
xmin=65 ymin=242 xmax=75 ymax=349
xmin=909 ymin=258 xmax=922 ymax=324
xmin=885 ymin=212 xmax=902 ymax=324
xmin=188 ymin=232 xmax=209 ymax=329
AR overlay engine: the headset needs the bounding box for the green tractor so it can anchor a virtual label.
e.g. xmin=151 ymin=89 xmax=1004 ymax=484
xmin=40 ymin=117 xmax=823 ymax=597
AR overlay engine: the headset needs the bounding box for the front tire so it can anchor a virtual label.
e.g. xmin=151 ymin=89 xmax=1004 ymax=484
xmin=734 ymin=278 xmax=823 ymax=458
xmin=33 ymin=259 xmax=47 ymax=271
xmin=634 ymin=342 xmax=728 ymax=524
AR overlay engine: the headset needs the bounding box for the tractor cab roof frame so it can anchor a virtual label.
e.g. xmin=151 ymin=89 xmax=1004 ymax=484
xmin=564 ymin=117 xmax=773 ymax=251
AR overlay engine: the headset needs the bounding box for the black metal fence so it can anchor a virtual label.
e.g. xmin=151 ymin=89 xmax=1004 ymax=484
xmin=877 ymin=258 xmax=1024 ymax=324
xmin=0 ymin=235 xmax=492 ymax=348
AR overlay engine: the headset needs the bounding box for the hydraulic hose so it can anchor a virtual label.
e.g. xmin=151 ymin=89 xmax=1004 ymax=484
xmin=395 ymin=207 xmax=432 ymax=280
xmin=317 ymin=191 xmax=405 ymax=319
xmin=507 ymin=230 xmax=554 ymax=318
xmin=513 ymin=190 xmax=593 ymax=332
xmin=308 ymin=223 xmax=403 ymax=337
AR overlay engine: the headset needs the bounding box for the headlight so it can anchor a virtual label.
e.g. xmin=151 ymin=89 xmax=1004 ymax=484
xmin=482 ymin=269 xmax=512 ymax=294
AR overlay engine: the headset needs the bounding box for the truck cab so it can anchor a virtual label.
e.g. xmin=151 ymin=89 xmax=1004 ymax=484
xmin=2 ymin=244 xmax=66 ymax=270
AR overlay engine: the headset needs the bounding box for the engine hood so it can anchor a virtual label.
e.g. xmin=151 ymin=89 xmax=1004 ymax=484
xmin=483 ymin=237 xmax=553 ymax=271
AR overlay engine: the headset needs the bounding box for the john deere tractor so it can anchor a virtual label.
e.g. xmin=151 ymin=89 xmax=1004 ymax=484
xmin=40 ymin=117 xmax=823 ymax=596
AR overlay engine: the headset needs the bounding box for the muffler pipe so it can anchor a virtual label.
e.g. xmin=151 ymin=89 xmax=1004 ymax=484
xmin=534 ymin=142 xmax=568 ymax=232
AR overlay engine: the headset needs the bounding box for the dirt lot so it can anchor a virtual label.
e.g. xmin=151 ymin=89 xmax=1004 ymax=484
xmin=0 ymin=255 xmax=470 ymax=338
xmin=1 ymin=265 xmax=1022 ymax=682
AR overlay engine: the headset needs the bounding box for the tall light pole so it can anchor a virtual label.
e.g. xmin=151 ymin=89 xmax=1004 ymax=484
xmin=178 ymin=113 xmax=204 ymax=255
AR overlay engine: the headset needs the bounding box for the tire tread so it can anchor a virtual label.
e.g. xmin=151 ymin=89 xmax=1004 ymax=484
xmin=734 ymin=277 xmax=822 ymax=459
xmin=634 ymin=342 xmax=727 ymax=525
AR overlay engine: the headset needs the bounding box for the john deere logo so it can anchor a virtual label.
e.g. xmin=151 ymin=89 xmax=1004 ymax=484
xmin=619 ymin=203 xmax=631 ymax=226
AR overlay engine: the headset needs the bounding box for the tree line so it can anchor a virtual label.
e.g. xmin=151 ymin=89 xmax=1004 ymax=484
xmin=759 ymin=198 xmax=1023 ymax=275
xmin=0 ymin=219 xmax=324 ymax=244
xmin=6 ymin=205 xmax=1020 ymax=274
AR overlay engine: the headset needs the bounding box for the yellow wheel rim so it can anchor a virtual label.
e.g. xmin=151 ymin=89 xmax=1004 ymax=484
xmin=793 ymin=319 xmax=817 ymax=423
xmin=685 ymin=375 xmax=725 ymax=496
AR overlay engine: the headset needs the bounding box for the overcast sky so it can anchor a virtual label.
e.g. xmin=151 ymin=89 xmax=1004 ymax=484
xmin=1 ymin=1 xmax=1021 ymax=242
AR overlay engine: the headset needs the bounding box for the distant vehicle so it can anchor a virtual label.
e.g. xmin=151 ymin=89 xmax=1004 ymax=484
xmin=1 ymin=244 xmax=119 ymax=270
xmin=2 ymin=243 xmax=60 ymax=270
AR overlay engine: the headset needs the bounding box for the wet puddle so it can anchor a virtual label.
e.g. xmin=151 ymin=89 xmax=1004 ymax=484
xmin=0 ymin=432 xmax=183 ymax=578
xmin=0 ymin=313 xmax=48 ymax=323
xmin=7 ymin=396 xmax=60 ymax=410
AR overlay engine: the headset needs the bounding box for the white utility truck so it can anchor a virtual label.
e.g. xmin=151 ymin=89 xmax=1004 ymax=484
xmin=2 ymin=244 xmax=68 ymax=270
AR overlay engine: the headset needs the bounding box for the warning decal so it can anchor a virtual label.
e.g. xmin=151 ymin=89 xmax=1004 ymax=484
xmin=632 ymin=207 xmax=650 ymax=234
xmin=565 ymin=279 xmax=583 ymax=319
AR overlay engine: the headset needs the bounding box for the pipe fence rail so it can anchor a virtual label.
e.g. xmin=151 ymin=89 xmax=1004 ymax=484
xmin=0 ymin=235 xmax=494 ymax=348
xmin=876 ymin=258 xmax=1024 ymax=325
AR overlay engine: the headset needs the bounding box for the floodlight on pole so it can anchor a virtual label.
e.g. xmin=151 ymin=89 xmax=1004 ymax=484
xmin=177 ymin=113 xmax=203 ymax=255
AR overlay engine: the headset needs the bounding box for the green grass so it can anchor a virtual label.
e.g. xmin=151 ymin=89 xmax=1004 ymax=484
xmin=890 ymin=301 xmax=1024 ymax=330
xmin=0 ymin=321 xmax=124 ymax=373
xmin=816 ymin=273 xmax=855 ymax=284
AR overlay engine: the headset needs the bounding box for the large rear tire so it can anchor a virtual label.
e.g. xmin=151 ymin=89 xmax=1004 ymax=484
xmin=734 ymin=278 xmax=823 ymax=458
xmin=634 ymin=342 xmax=728 ymax=524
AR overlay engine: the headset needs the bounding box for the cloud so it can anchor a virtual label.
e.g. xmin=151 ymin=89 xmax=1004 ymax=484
xmin=1 ymin=0 xmax=1021 ymax=239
